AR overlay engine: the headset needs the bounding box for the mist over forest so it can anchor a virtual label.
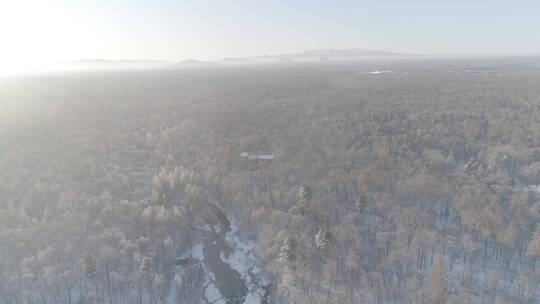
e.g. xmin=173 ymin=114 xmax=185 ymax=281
xmin=2 ymin=58 xmax=540 ymax=303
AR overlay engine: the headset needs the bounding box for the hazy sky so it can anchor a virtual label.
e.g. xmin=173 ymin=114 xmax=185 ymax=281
xmin=1 ymin=0 xmax=540 ymax=73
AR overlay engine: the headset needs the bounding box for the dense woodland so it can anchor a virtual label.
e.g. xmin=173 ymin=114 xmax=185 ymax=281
xmin=2 ymin=60 xmax=540 ymax=303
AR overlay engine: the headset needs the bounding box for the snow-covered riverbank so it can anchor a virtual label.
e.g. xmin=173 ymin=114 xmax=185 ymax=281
xmin=222 ymin=217 xmax=270 ymax=303
xmin=169 ymin=212 xmax=269 ymax=304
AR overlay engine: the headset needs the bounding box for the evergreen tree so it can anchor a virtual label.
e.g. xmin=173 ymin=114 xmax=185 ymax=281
xmin=315 ymin=227 xmax=333 ymax=255
xmin=81 ymin=254 xmax=97 ymax=281
xmin=356 ymin=193 xmax=367 ymax=214
xmin=298 ymin=186 xmax=313 ymax=201
xmin=279 ymin=237 xmax=299 ymax=272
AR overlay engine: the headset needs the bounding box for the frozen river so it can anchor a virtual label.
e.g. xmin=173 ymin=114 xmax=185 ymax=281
xmin=171 ymin=203 xmax=270 ymax=304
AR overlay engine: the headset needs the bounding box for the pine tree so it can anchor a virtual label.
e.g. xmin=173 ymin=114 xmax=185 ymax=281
xmin=279 ymin=237 xmax=299 ymax=272
xmin=81 ymin=254 xmax=97 ymax=280
xmin=428 ymin=252 xmax=449 ymax=304
xmin=298 ymin=186 xmax=313 ymax=201
xmin=138 ymin=256 xmax=156 ymax=303
xmin=139 ymin=256 xmax=154 ymax=285
xmin=345 ymin=244 xmax=361 ymax=303
xmin=81 ymin=254 xmax=100 ymax=298
xmin=527 ymin=226 xmax=540 ymax=272
xmin=356 ymin=193 xmax=367 ymax=214
xmin=315 ymin=227 xmax=333 ymax=255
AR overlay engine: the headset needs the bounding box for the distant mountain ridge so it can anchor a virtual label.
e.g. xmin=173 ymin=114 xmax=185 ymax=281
xmin=250 ymin=48 xmax=417 ymax=60
xmin=73 ymin=59 xmax=172 ymax=63
xmin=302 ymin=48 xmax=412 ymax=57
xmin=174 ymin=59 xmax=218 ymax=69
xmin=64 ymin=48 xmax=419 ymax=71
xmin=65 ymin=59 xmax=173 ymax=71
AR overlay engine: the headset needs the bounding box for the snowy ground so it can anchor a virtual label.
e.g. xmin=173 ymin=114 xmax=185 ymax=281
xmin=356 ymin=70 xmax=397 ymax=75
xmin=203 ymin=272 xmax=225 ymax=304
xmin=167 ymin=242 xmax=227 ymax=304
xmin=222 ymin=217 xmax=270 ymax=304
xmin=169 ymin=215 xmax=268 ymax=304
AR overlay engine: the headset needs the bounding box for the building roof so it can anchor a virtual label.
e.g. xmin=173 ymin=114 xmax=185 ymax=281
xmin=243 ymin=153 xmax=274 ymax=160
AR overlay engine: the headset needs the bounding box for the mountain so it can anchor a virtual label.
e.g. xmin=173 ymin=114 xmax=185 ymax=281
xmin=65 ymin=59 xmax=173 ymax=71
xmin=74 ymin=59 xmax=171 ymax=64
xmin=218 ymin=58 xmax=258 ymax=66
xmin=301 ymin=48 xmax=412 ymax=57
xmin=251 ymin=48 xmax=416 ymax=60
xmin=62 ymin=48 xmax=419 ymax=71
xmin=174 ymin=59 xmax=218 ymax=69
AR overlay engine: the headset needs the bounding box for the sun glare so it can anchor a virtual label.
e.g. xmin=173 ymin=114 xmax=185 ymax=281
xmin=0 ymin=0 xmax=92 ymax=76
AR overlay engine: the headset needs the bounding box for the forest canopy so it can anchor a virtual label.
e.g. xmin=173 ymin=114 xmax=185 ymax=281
xmin=1 ymin=59 xmax=540 ymax=303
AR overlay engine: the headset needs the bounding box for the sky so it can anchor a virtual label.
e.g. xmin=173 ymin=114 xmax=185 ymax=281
xmin=1 ymin=0 xmax=540 ymax=74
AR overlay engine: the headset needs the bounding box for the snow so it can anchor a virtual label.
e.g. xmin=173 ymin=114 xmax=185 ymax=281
xmin=168 ymin=242 xmax=225 ymax=304
xmin=191 ymin=242 xmax=204 ymax=259
xmin=244 ymin=293 xmax=263 ymax=304
xmin=167 ymin=266 xmax=227 ymax=304
xmin=204 ymin=272 xmax=226 ymax=304
xmin=222 ymin=217 xmax=269 ymax=303
xmin=201 ymin=222 xmax=222 ymax=234
xmin=190 ymin=242 xmax=228 ymax=304
xmin=169 ymin=214 xmax=269 ymax=304
xmin=166 ymin=275 xmax=180 ymax=304
xmin=357 ymin=70 xmax=396 ymax=75
xmin=528 ymin=185 xmax=540 ymax=192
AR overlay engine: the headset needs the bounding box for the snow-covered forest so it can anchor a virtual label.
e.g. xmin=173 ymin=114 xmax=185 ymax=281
xmin=2 ymin=59 xmax=540 ymax=303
